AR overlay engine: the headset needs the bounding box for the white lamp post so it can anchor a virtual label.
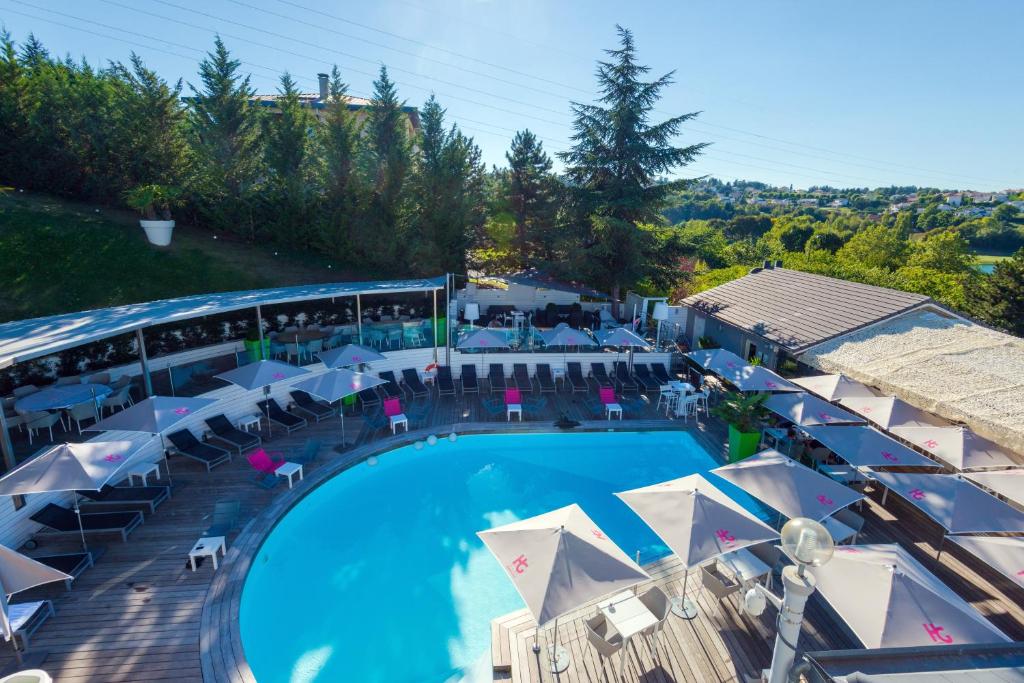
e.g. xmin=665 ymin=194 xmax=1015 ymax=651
xmin=652 ymin=301 xmax=669 ymax=351
xmin=464 ymin=303 xmax=480 ymax=330
xmin=742 ymin=517 xmax=834 ymax=683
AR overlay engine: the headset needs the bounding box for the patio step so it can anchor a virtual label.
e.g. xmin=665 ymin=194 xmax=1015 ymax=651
xmin=491 ymin=608 xmax=531 ymax=673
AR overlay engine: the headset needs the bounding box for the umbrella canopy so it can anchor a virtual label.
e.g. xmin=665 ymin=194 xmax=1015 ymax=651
xmin=711 ymin=449 xmax=863 ymax=521
xmin=0 ymin=440 xmax=138 ymax=495
xmin=0 ymin=544 xmax=72 ymax=643
xmin=215 ymin=360 xmax=310 ymax=391
xmin=456 ymin=328 xmax=510 ymax=350
xmin=477 ymin=503 xmax=649 ymax=627
xmin=685 ymin=351 xmax=801 ymax=392
xmin=764 ymin=392 xmax=866 ymax=426
xmin=541 ymin=327 xmax=597 ymax=348
xmin=89 ymin=396 xmax=218 ymax=434
xmin=615 ymin=474 xmax=778 ymax=569
xmin=293 ymin=369 xmax=386 ymax=403
xmin=870 ymin=471 xmax=1024 ymax=534
xmin=800 ymin=425 xmax=938 ymax=469
xmin=596 ymin=328 xmax=650 ymax=349
xmin=791 ymin=374 xmax=877 ymax=402
xmin=892 ymin=426 xmax=1019 ymax=471
xmin=810 ymin=544 xmax=1008 ymax=648
xmin=964 ymin=469 xmax=1024 ymax=507
xmin=317 ymin=344 xmax=386 ymax=368
xmin=945 ymin=536 xmax=1024 ymax=591
xmin=686 ymin=348 xmax=747 ymax=372
xmin=838 ymin=396 xmax=948 ymax=431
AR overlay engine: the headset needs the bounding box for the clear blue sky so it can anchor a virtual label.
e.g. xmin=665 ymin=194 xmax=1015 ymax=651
xmin=3 ymin=0 xmax=1022 ymax=190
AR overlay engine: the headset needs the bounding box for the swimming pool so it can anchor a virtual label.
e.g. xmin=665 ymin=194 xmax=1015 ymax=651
xmin=240 ymin=431 xmax=769 ymax=683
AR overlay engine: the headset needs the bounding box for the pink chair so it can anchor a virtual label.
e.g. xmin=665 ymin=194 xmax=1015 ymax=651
xmin=599 ymin=387 xmax=622 ymax=420
xmin=505 ymin=388 xmax=522 ymax=421
xmin=384 ymin=397 xmax=408 ymax=434
xmin=247 ymin=449 xmax=284 ymax=474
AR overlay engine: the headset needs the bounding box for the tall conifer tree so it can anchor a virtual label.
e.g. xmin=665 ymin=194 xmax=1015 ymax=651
xmin=506 ymin=129 xmax=558 ymax=266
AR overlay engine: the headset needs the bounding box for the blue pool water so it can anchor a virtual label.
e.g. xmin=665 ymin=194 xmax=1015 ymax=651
xmin=240 ymin=431 xmax=769 ymax=683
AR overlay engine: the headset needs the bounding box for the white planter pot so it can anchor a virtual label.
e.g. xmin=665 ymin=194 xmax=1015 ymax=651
xmin=140 ymin=219 xmax=175 ymax=246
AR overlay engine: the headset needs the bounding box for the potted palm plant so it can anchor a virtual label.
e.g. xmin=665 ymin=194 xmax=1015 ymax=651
xmin=711 ymin=391 xmax=769 ymax=463
xmin=124 ymin=184 xmax=183 ymax=246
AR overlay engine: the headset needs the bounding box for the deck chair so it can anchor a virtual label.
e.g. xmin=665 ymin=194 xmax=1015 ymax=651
xmin=256 ymin=399 xmax=307 ymax=434
xmin=590 ymin=363 xmax=613 ymax=389
xmin=613 ymin=362 xmax=639 ymax=393
xmin=378 ymin=371 xmax=403 ymax=399
xmin=633 ymin=364 xmax=661 ymax=393
xmin=31 ymin=503 xmax=143 ymax=543
xmin=289 ymin=390 xmax=336 ymax=422
xmin=77 ymin=484 xmax=170 ymax=514
xmin=357 ymin=387 xmax=381 ymax=411
xmin=7 ymin=600 xmax=54 ymax=652
xmin=535 ymin=364 xmax=556 ymax=393
xmin=513 ymin=364 xmax=534 ymax=393
xmin=204 ymin=500 xmax=241 ymax=538
xmin=651 ymin=363 xmax=671 ymax=384
xmin=488 ymin=364 xmax=507 ymax=394
xmin=401 ymin=368 xmax=429 ymax=399
xmin=36 ymin=552 xmax=93 ymax=590
xmin=436 ymin=366 xmax=456 ymax=396
xmin=460 ymin=365 xmax=479 ymax=394
xmin=205 ymin=414 xmax=261 ymax=455
xmin=566 ymin=362 xmax=589 ymax=393
xmin=166 ymin=430 xmax=232 ymax=471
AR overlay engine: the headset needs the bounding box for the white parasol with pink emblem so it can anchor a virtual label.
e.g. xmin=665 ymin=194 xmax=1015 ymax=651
xmin=892 ymin=425 xmax=1018 ymax=471
xmin=764 ymin=392 xmax=866 ymax=427
xmin=293 ymin=369 xmax=387 ymax=448
xmin=216 ymin=361 xmax=310 ymax=436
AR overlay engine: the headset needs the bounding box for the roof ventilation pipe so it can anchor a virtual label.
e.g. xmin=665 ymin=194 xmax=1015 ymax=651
xmin=762 ymin=260 xmax=772 ymax=269
xmin=317 ymin=73 xmax=329 ymax=101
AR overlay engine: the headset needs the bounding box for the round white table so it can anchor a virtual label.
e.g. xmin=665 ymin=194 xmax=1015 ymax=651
xmin=14 ymin=384 xmax=112 ymax=413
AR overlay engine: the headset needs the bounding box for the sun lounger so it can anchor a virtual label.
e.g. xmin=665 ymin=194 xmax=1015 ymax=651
xmin=357 ymin=387 xmax=381 ymax=411
xmin=256 ymin=399 xmax=308 ymax=434
xmin=378 ymin=371 xmax=403 ymax=399
xmin=289 ymin=390 xmax=336 ymax=422
xmin=651 ymin=363 xmax=671 ymax=384
xmin=77 ymin=484 xmax=170 ymax=514
xmin=460 ymin=365 xmax=479 ymax=394
xmin=613 ymin=362 xmax=639 ymax=393
xmin=205 ymin=414 xmax=261 ymax=455
xmin=31 ymin=503 xmax=143 ymax=543
xmin=536 ymin=364 xmax=556 ymax=393
xmin=7 ymin=600 xmax=54 ymax=651
xmin=513 ymin=364 xmax=534 ymax=393
xmin=489 ymin=364 xmax=507 ymax=393
xmin=401 ymin=368 xmax=429 ymax=399
xmin=204 ymin=500 xmax=241 ymax=538
xmin=166 ymin=429 xmax=233 ymax=471
xmin=566 ymin=362 xmax=589 ymax=393
xmin=633 ymin=364 xmax=661 ymax=393
xmin=36 ymin=552 xmax=93 ymax=590
xmin=436 ymin=366 xmax=456 ymax=396
xmin=590 ymin=363 xmax=613 ymax=389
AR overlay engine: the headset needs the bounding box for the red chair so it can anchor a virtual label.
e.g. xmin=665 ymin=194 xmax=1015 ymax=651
xmin=505 ymin=388 xmax=522 ymax=421
xmin=599 ymin=387 xmax=622 ymax=420
xmin=384 ymin=397 xmax=408 ymax=434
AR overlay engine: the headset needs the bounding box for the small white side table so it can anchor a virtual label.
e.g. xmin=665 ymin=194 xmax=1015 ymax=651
xmin=189 ymin=536 xmax=226 ymax=572
xmin=238 ymin=414 xmax=262 ymax=433
xmin=127 ymin=462 xmax=160 ymax=487
xmin=507 ymin=403 xmax=522 ymax=421
xmin=390 ymin=413 xmax=409 ymax=434
xmin=605 ymin=403 xmax=623 ymax=420
xmin=274 ymin=461 xmax=304 ymax=489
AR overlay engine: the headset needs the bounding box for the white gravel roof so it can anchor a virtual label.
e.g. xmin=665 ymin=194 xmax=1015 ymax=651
xmin=801 ymin=308 xmax=1024 ymax=456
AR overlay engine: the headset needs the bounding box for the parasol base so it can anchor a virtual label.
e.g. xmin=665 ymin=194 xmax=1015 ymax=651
xmin=671 ymin=596 xmax=698 ymax=620
xmin=547 ymin=645 xmax=570 ymax=673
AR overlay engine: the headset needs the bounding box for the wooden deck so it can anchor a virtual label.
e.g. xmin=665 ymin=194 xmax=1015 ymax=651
xmin=0 ymin=385 xmax=1021 ymax=682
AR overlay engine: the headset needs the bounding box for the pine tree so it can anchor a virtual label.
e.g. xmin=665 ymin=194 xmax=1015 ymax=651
xmin=506 ymin=129 xmax=558 ymax=266
xmin=318 ymin=65 xmax=364 ymax=257
xmin=264 ymin=72 xmax=310 ymax=178
xmin=559 ymin=26 xmax=706 ymax=310
xmin=967 ymin=247 xmax=1024 ymax=336
xmin=0 ymin=30 xmax=28 ymax=185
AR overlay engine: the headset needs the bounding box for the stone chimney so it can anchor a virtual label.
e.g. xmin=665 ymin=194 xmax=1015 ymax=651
xmin=317 ymin=73 xmax=329 ymax=101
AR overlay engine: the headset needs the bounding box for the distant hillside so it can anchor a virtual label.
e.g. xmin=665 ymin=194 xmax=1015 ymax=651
xmin=0 ymin=190 xmax=351 ymax=323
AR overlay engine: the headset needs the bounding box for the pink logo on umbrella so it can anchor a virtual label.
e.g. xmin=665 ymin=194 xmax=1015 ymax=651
xmin=350 ymin=383 xmax=359 ymax=390
xmin=881 ymin=451 xmax=899 ymax=462
xmin=818 ymin=411 xmax=833 ymax=422
xmin=923 ymin=623 xmax=952 ymax=643
xmin=725 ymin=361 xmax=737 ymax=369
xmin=923 ymin=439 xmax=939 ymax=449
xmin=104 ymin=453 xmax=123 ymax=462
xmin=174 ymin=407 xmax=190 ymax=415
xmin=861 ymin=406 xmax=872 ymax=412
xmin=909 ymin=488 xmax=926 ymax=500
xmin=480 ymin=340 xmax=488 ymax=346
xmin=817 ymin=494 xmax=834 ymax=506
xmin=765 ymin=381 xmax=777 ymax=388
xmin=1017 ymin=569 xmax=1024 ymax=577
xmin=835 ymin=547 xmax=860 ymax=553
xmin=715 ymin=529 xmax=736 ymax=546
xmin=511 ymin=555 xmax=528 ymax=574
xmin=352 ymin=355 xmax=362 ymax=362
xmin=591 ymin=529 xmax=606 ymax=540
xmin=273 ymin=372 xmax=286 ymax=380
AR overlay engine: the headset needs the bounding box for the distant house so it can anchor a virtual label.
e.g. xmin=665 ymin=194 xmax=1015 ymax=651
xmin=249 ymin=73 xmax=421 ymax=137
xmin=945 ymin=193 xmax=963 ymax=206
xmin=797 ymin=198 xmax=818 ymax=207
xmin=830 ymin=198 xmax=849 ymax=207
xmin=936 ymin=203 xmax=954 ymax=212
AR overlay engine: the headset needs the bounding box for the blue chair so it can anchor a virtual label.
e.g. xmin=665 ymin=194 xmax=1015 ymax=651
xmin=270 ymin=341 xmax=287 ymax=360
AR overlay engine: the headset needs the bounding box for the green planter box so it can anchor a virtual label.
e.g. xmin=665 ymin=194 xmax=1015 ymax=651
xmin=727 ymin=424 xmax=761 ymax=463
xmin=435 ymin=316 xmax=446 ymax=346
xmin=243 ymin=338 xmax=270 ymax=362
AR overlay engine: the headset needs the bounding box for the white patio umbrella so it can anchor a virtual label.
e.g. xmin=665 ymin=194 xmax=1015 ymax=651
xmin=216 ymin=360 xmax=310 ymax=436
xmin=711 ymin=449 xmax=864 ymax=522
xmin=543 ymin=327 xmax=598 ymax=375
xmin=456 ymin=328 xmax=510 ymax=378
xmin=800 ymin=425 xmax=938 ymax=469
xmin=88 ymin=396 xmax=219 ymax=485
xmin=597 ymin=327 xmax=650 ymax=371
xmin=790 ymin=374 xmax=877 ymax=402
xmin=0 ymin=544 xmax=72 ymax=663
xmin=0 ymin=440 xmax=138 ymax=551
xmin=477 ymin=503 xmax=649 ymax=674
xmin=685 ymin=350 xmax=801 ymax=392
xmin=615 ymin=474 xmax=778 ymax=619
xmin=764 ymin=392 xmax=866 ymax=427
xmin=892 ymin=426 xmax=1019 ymax=471
xmin=964 ymin=469 xmax=1024 ymax=507
xmin=317 ymin=344 xmax=385 ymax=369
xmin=838 ymin=396 xmax=948 ymax=430
xmin=869 ymin=471 xmax=1024 ymax=534
xmin=293 ymin=369 xmax=386 ymax=448
xmin=945 ymin=536 xmax=1024 ymax=591
xmin=808 ymin=544 xmax=1009 ymax=648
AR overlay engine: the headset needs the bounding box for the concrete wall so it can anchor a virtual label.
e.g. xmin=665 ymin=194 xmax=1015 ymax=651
xmin=682 ymin=309 xmax=778 ymax=368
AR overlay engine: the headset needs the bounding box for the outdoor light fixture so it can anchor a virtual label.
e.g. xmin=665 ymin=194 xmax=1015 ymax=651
xmin=652 ymin=301 xmax=669 ymax=351
xmin=465 ymin=303 xmax=480 ymax=329
xmin=742 ymin=517 xmax=833 ymax=683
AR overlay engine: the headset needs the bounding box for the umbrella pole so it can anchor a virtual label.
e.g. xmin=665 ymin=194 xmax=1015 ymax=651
xmin=1 ymin=590 xmax=24 ymax=667
xmin=73 ymin=499 xmax=89 ymax=554
xmin=264 ymin=386 xmax=273 ymax=438
xmin=671 ymin=567 xmax=698 ymax=619
xmin=158 ymin=433 xmax=174 ymax=487
xmin=340 ymin=410 xmax=347 ymax=450
xmin=547 ymin=616 xmax=569 ymax=674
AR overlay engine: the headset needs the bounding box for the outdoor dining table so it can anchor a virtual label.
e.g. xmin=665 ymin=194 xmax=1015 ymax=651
xmin=276 ymin=330 xmax=328 ymax=344
xmin=669 ymin=381 xmax=696 ymax=417
xmin=597 ymin=590 xmax=659 ymax=680
xmin=14 ymin=383 xmax=112 ymax=415
xmin=715 ymin=547 xmax=771 ymax=587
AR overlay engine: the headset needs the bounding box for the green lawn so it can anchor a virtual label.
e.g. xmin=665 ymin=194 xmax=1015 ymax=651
xmin=973 ymin=252 xmax=1012 ymax=266
xmin=0 ymin=190 xmax=346 ymax=323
